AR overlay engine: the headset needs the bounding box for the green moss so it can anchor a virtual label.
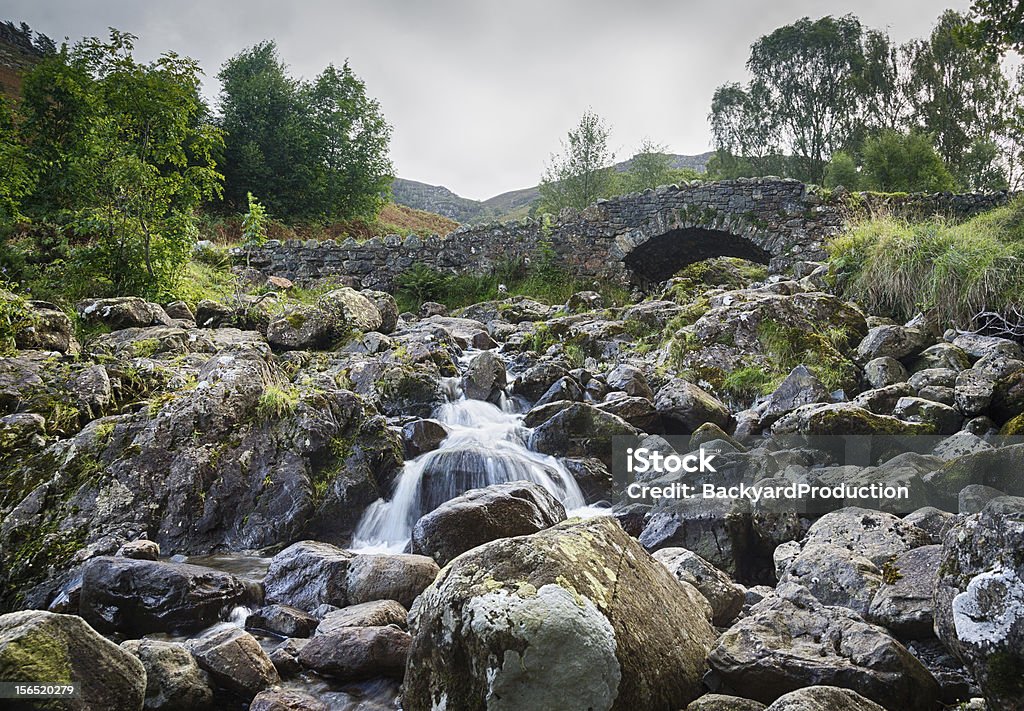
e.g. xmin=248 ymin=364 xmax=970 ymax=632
xmin=285 ymin=311 xmax=307 ymax=329
xmin=1000 ymin=413 xmax=1024 ymax=436
xmin=131 ymin=338 xmax=161 ymax=358
xmin=881 ymin=559 xmax=903 ymax=585
xmin=0 ymin=627 xmax=73 ymax=683
xmin=987 ymin=650 xmax=1024 ymax=698
xmin=722 ymin=365 xmax=775 ymax=398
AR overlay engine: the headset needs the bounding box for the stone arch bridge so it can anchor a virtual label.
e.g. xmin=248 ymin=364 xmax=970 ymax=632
xmin=242 ymin=178 xmax=1009 ymax=292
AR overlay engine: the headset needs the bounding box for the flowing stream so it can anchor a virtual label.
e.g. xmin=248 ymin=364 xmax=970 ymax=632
xmin=352 ymin=366 xmax=598 ymax=551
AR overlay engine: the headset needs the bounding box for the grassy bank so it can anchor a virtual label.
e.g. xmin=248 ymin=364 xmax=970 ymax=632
xmin=828 ymin=197 xmax=1024 ymax=329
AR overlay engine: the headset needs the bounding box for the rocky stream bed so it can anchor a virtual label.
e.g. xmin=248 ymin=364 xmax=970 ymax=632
xmin=1 ymin=258 xmax=1023 ymax=710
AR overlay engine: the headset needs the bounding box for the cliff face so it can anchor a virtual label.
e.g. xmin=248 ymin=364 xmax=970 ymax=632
xmin=0 ymin=22 xmax=46 ymax=99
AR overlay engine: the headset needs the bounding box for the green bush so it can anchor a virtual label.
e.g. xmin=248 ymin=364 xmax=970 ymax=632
xmin=828 ymin=198 xmax=1024 ymax=327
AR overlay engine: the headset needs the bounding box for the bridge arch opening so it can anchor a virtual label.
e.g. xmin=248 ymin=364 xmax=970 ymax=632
xmin=623 ymin=227 xmax=772 ymax=287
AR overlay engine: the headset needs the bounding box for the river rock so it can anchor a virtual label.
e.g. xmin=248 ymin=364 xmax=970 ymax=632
xmin=513 ymin=362 xmax=571 ymax=400
xmin=461 ymin=351 xmax=506 ymax=403
xmin=345 ymin=553 xmax=440 ymax=609
xmin=299 ymin=625 xmax=411 ymax=680
xmin=954 ymin=369 xmax=997 ymax=416
xmin=120 ymin=638 xmax=215 ymax=711
xmin=912 ymin=343 xmax=971 ymax=372
xmin=777 ymin=544 xmax=882 ymax=615
xmin=866 ymin=544 xmax=941 ymax=639
xmin=755 ymin=366 xmax=831 ymax=427
xmin=857 ymin=325 xmax=930 ymax=361
xmin=117 ymin=539 xmax=160 ymax=561
xmin=316 ymin=600 xmax=408 ymax=634
xmin=186 ymin=626 xmax=278 ymax=700
xmin=411 ymin=481 xmax=566 ymax=566
xmin=250 ymin=689 xmax=328 ymax=711
xmin=79 ymin=557 xmax=261 ymax=635
xmin=902 ymin=507 xmax=956 ymax=543
xmin=765 ymin=686 xmax=886 ymax=710
xmin=402 ymin=517 xmax=717 ymax=711
xmin=801 ymin=507 xmax=932 ymax=566
xmin=0 ymin=610 xmax=146 ymax=711
xmin=687 ymin=695 xmax=766 ymax=710
xmin=263 ymin=541 xmax=354 ymax=611
xmin=652 ymin=547 xmax=744 ymax=626
xmin=951 ymin=333 xmax=1024 ymax=362
xmin=851 ymin=383 xmax=915 ymax=415
xmin=528 ymin=402 xmax=640 ymax=468
xmin=707 ymin=583 xmax=939 ymax=709
xmin=934 ymin=496 xmax=1024 ymax=710
xmin=360 ymin=289 xmax=399 ymax=334
xmin=401 ymin=418 xmax=449 ymax=458
xmin=864 ymin=357 xmax=908 ymax=389
xmin=893 ymin=396 xmax=962 ymax=434
xmin=246 ymin=604 xmax=319 ymax=638
xmin=605 ymin=364 xmax=654 ymax=399
xmin=655 ymin=378 xmax=731 ymax=433
xmin=772 ymin=402 xmax=931 ymax=436
xmin=534 ymin=375 xmax=584 ymax=407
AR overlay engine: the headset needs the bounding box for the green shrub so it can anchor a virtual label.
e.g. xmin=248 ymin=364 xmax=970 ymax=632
xmin=828 ymin=198 xmax=1024 ymax=328
xmin=0 ymin=284 xmax=32 ymax=356
xmin=256 ymin=384 xmax=301 ymax=420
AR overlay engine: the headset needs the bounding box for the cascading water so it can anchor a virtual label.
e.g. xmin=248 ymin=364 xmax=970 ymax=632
xmin=352 ymin=366 xmax=596 ymax=552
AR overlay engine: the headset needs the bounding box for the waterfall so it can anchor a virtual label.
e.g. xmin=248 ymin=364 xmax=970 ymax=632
xmin=351 ymin=376 xmax=594 ymax=552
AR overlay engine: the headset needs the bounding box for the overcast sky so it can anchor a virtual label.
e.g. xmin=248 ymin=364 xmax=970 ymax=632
xmin=7 ymin=1 xmax=971 ymax=200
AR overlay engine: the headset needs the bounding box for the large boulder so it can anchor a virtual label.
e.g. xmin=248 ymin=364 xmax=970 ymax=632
xmin=528 ymin=402 xmax=640 ymax=469
xmin=14 ymin=300 xmax=79 ymax=354
xmin=316 ymin=600 xmax=408 ymax=634
xmin=777 ymin=544 xmax=882 ymax=615
xmin=934 ymin=496 xmax=1024 ymax=710
xmin=411 ymin=481 xmax=567 ymax=566
xmin=461 ymin=351 xmax=506 ymax=403
xmin=687 ymin=695 xmax=766 ymax=711
xmin=360 ymin=290 xmax=399 ymax=334
xmin=76 ymin=296 xmax=171 ymax=330
xmin=857 ymin=325 xmax=931 ymax=361
xmin=765 ymin=686 xmax=886 ymax=711
xmin=298 ymin=625 xmax=411 ymax=680
xmin=186 ymin=626 xmax=279 ymax=700
xmin=772 ymin=403 xmax=933 ymax=436
xmin=867 ymin=544 xmax=941 ymax=640
xmin=120 ymin=639 xmax=215 ymax=711
xmin=652 ymin=547 xmax=744 ymax=626
xmin=245 ymin=604 xmax=318 ymax=638
xmin=707 ymin=583 xmax=940 ymax=710
xmin=267 ymin=288 xmax=381 ymax=350
xmin=0 ymin=610 xmax=146 ymax=711
xmin=800 ymin=507 xmax=932 ymax=567
xmin=345 ymin=553 xmax=440 ymax=610
xmin=80 ymin=557 xmax=261 ymax=635
xmin=402 ymin=517 xmax=717 ymax=711
xmin=655 ymin=378 xmax=731 ymax=433
xmin=263 ymin=541 xmax=354 ymax=611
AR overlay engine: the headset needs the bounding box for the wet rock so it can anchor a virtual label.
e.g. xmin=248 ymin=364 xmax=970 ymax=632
xmin=655 ymin=378 xmax=731 ymax=433
xmin=0 ymin=610 xmax=146 ymax=711
xmin=534 ymin=375 xmax=584 ymax=407
xmin=461 ymin=351 xmax=507 ymax=404
xmin=562 ymin=457 xmax=614 ymax=502
xmin=186 ymin=626 xmax=279 ymax=700
xmin=263 ymin=541 xmax=354 ymax=611
xmin=529 ymin=401 xmax=640 ymax=468
xmin=764 ymin=686 xmax=886 ymax=710
xmin=267 ymin=638 xmax=306 ymax=678
xmin=403 ymin=517 xmax=717 ymax=711
xmin=686 ymin=694 xmax=766 ymax=710
xmin=864 ymin=356 xmax=908 ymax=389
xmin=121 ymin=638 xmax=215 ymax=711
xmin=707 ymin=583 xmax=939 ymax=709
xmin=316 ymin=600 xmax=408 ymax=634
xmin=346 ymin=553 xmax=440 ymax=609
xmin=857 ymin=325 xmax=931 ymax=361
xmin=605 ymin=364 xmax=654 ymax=399
xmin=411 ymin=481 xmax=566 ymax=566
xmin=893 ymin=396 xmax=962 ymax=434
xmin=117 ymin=539 xmax=160 ymax=561
xmin=652 ymin=547 xmax=744 ymax=626
xmin=246 ymin=604 xmax=319 ymax=638
xmin=640 ymin=496 xmax=751 ymax=578
xmin=251 ymin=689 xmax=328 ymax=711
xmin=934 ymin=496 xmax=1024 ymax=710
xmin=421 ymin=315 xmax=496 ymax=350
xmin=299 ymin=625 xmax=411 ymax=680
xmin=867 ymin=544 xmax=941 ymax=640
xmin=778 ymin=544 xmax=882 ymax=615
xmin=513 ymin=362 xmax=570 ymax=400
xmin=80 ymin=557 xmax=261 ymax=635
xmin=401 ymin=418 xmax=450 ymax=458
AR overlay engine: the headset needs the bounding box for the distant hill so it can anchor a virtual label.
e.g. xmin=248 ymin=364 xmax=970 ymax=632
xmin=393 ymin=152 xmax=713 ymax=224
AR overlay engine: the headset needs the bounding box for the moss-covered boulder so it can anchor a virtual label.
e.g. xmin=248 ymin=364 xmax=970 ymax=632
xmin=528 ymin=402 xmax=640 ymax=469
xmin=771 ymin=402 xmax=934 ymax=436
xmin=934 ymin=496 xmax=1024 ymax=711
xmin=0 ymin=610 xmax=146 ymax=711
xmin=402 ymin=517 xmax=717 ymax=711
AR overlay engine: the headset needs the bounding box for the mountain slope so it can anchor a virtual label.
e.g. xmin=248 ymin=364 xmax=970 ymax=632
xmin=394 ymin=151 xmax=713 ymax=224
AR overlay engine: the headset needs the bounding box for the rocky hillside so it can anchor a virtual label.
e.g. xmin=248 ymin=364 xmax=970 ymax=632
xmin=0 ymin=252 xmax=1022 ymax=709
xmin=394 ymin=152 xmax=714 ymax=224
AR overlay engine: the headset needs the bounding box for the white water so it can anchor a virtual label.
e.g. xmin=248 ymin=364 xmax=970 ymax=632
xmin=352 ymin=377 xmax=598 ymax=552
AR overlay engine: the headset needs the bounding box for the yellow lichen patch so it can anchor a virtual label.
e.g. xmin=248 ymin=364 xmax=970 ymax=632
xmin=515 ymin=581 xmax=538 ymax=598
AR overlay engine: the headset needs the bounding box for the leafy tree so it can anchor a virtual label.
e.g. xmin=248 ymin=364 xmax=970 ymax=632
xmin=622 ymin=139 xmax=675 ymax=192
xmin=0 ymin=98 xmax=34 ymax=224
xmin=968 ymin=0 xmax=1024 ymax=57
xmin=745 ymin=14 xmax=867 ymax=183
xmin=13 ymin=30 xmax=223 ymax=298
xmin=538 ymin=110 xmax=615 ymax=213
xmin=823 ymin=151 xmax=860 ymax=189
xmin=860 ymin=130 xmax=955 ymax=193
xmin=218 ymin=42 xmax=392 ymax=222
xmin=858 ymin=29 xmax=911 ymax=135
xmin=709 ymin=82 xmax=780 ymax=176
xmin=905 ymin=10 xmax=1008 ymax=188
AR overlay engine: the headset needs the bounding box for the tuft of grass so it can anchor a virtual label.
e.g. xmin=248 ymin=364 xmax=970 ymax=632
xmin=256 ymin=384 xmax=301 ymax=420
xmin=828 ymin=197 xmax=1024 ymax=328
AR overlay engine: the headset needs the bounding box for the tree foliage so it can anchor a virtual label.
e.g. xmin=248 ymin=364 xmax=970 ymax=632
xmin=3 ymin=30 xmax=223 ymax=298
xmin=621 ymin=139 xmax=677 ymax=192
xmin=538 ymin=110 xmax=615 ymax=213
xmin=860 ymin=131 xmax=955 ymax=193
xmin=218 ymin=41 xmax=393 ymax=221
xmin=968 ymin=0 xmax=1024 ymax=57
